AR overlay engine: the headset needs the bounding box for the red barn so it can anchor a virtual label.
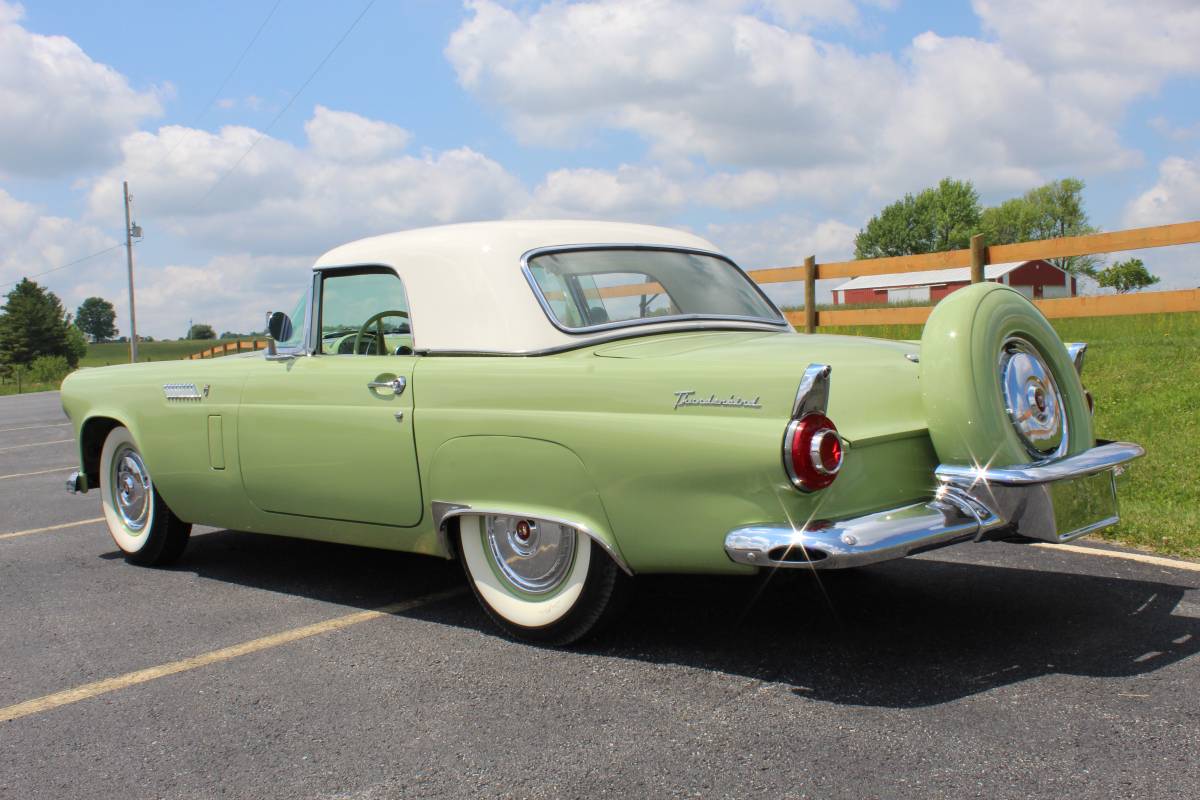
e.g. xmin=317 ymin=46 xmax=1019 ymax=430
xmin=832 ymin=260 xmax=1076 ymax=305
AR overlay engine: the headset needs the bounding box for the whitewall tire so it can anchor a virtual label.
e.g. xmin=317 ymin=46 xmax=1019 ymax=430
xmin=457 ymin=514 xmax=631 ymax=645
xmin=99 ymin=426 xmax=191 ymax=566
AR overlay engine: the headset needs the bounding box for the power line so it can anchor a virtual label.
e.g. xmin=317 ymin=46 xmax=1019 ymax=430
xmin=150 ymin=0 xmax=284 ymax=171
xmin=196 ymin=0 xmax=378 ymax=205
xmin=1 ymin=243 xmax=126 ymax=290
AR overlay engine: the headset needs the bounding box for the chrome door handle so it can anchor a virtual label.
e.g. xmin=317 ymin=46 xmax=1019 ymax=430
xmin=367 ymin=376 xmax=406 ymax=395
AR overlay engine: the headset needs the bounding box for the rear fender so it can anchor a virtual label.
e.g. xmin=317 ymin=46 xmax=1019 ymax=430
xmin=426 ymin=435 xmax=631 ymax=574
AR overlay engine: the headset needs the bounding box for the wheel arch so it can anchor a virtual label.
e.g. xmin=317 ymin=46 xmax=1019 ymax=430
xmin=426 ymin=435 xmax=632 ymax=575
xmin=79 ymin=414 xmax=129 ymax=488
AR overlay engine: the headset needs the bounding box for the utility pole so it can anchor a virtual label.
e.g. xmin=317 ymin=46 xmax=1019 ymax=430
xmin=123 ymin=181 xmax=140 ymax=363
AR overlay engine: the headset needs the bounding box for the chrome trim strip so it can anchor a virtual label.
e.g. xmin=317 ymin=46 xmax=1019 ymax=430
xmin=415 ymin=323 xmax=787 ymax=357
xmin=934 ymin=441 xmax=1144 ymax=486
xmin=791 ymin=363 xmax=831 ymax=419
xmin=1065 ymin=342 xmax=1087 ymax=376
xmin=430 ymin=500 xmax=633 ymax=576
xmin=519 ymin=243 xmax=790 ymax=337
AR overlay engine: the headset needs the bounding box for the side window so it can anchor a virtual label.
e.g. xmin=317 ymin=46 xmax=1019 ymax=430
xmin=318 ymin=269 xmax=413 ymax=355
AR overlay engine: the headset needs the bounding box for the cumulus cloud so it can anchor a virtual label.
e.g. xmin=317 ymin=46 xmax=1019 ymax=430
xmin=0 ymin=1 xmax=163 ymax=177
xmin=528 ymin=164 xmax=689 ymax=219
xmin=974 ymin=0 xmax=1200 ymax=83
xmin=446 ymin=0 xmax=1138 ymax=203
xmin=84 ymin=107 xmax=529 ymax=256
xmin=706 ymin=212 xmax=858 ymax=304
xmin=1125 ymin=156 xmax=1200 ymax=228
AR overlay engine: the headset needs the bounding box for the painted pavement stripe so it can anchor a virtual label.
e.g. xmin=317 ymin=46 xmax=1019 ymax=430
xmin=0 ymin=466 xmax=75 ymax=481
xmin=0 ymin=517 xmax=105 ymax=540
xmin=0 ymin=422 xmax=70 ymax=433
xmin=0 ymin=438 xmax=73 ymax=453
xmin=0 ymin=588 xmax=465 ymax=723
xmin=1034 ymin=542 xmax=1200 ymax=573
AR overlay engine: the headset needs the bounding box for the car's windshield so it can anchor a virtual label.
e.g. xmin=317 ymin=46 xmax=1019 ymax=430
xmin=525 ymin=248 xmax=784 ymax=331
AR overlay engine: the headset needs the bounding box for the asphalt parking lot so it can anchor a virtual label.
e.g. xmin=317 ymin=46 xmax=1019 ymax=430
xmin=1 ymin=391 xmax=1199 ymax=799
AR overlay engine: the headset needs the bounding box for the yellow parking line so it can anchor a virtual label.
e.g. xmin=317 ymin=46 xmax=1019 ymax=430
xmin=0 ymin=517 xmax=105 ymax=540
xmin=0 ymin=422 xmax=70 ymax=433
xmin=0 ymin=466 xmax=75 ymax=481
xmin=1034 ymin=542 xmax=1200 ymax=573
xmin=0 ymin=438 xmax=73 ymax=453
xmin=0 ymin=588 xmax=464 ymax=723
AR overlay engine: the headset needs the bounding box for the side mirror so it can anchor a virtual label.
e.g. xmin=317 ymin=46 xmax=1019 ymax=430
xmin=266 ymin=311 xmax=292 ymax=342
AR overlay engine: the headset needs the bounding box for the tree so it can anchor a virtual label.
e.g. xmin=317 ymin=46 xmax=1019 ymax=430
xmin=980 ymin=178 xmax=1100 ymax=274
xmin=0 ymin=278 xmax=80 ymax=368
xmin=188 ymin=323 xmax=216 ymax=340
xmin=66 ymin=323 xmax=88 ymax=364
xmin=75 ymin=296 xmax=117 ymax=342
xmin=855 ymin=178 xmax=982 ymax=259
xmin=1093 ymin=258 xmax=1161 ymax=293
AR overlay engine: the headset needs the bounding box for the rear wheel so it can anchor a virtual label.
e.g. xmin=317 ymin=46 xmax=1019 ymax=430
xmin=99 ymin=426 xmax=191 ymax=566
xmin=457 ymin=514 xmax=630 ymax=645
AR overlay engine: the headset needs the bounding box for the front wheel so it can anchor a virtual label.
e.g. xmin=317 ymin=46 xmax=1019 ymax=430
xmin=99 ymin=426 xmax=192 ymax=566
xmin=457 ymin=514 xmax=631 ymax=645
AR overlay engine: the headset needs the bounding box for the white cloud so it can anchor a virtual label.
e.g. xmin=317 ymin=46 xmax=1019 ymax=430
xmin=304 ymin=105 xmax=411 ymax=162
xmin=974 ymin=0 xmax=1200 ymax=82
xmin=528 ymin=164 xmax=688 ymax=219
xmin=446 ymin=0 xmax=1139 ymax=205
xmin=85 ymin=107 xmax=529 ymax=256
xmin=0 ymin=1 xmax=163 ymax=177
xmin=706 ymin=213 xmax=858 ymax=304
xmin=1125 ymin=156 xmax=1200 ymax=228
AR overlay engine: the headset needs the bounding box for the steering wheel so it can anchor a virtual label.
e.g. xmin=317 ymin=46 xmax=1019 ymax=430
xmin=353 ymin=310 xmax=409 ymax=355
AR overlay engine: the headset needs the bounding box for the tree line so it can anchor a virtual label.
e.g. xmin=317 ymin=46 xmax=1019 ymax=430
xmin=854 ymin=177 xmax=1160 ymax=292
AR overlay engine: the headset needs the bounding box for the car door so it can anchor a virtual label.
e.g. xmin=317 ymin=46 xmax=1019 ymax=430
xmin=238 ymin=266 xmax=423 ymax=527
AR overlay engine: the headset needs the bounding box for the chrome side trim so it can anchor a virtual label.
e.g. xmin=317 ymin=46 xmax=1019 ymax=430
xmin=934 ymin=441 xmax=1144 ymax=486
xmin=724 ymin=488 xmax=1002 ymax=570
xmin=520 ymin=243 xmax=790 ymax=336
xmin=1065 ymin=342 xmax=1087 ymax=376
xmin=791 ymin=363 xmax=831 ymax=419
xmin=430 ymin=501 xmax=633 ymax=576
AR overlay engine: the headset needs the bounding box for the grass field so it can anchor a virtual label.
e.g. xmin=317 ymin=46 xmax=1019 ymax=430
xmin=79 ymin=339 xmax=230 ymax=367
xmin=828 ymin=312 xmax=1200 ymax=559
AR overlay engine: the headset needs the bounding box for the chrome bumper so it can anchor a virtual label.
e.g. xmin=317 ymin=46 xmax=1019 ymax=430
xmin=724 ymin=441 xmax=1144 ymax=570
xmin=65 ymin=470 xmax=86 ymax=494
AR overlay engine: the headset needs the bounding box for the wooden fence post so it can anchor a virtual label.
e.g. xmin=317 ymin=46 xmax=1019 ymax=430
xmin=804 ymin=255 xmax=817 ymax=334
xmin=970 ymin=234 xmax=986 ymax=284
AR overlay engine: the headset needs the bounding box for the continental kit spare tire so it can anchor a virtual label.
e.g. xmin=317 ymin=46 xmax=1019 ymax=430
xmin=919 ymin=282 xmax=1093 ymax=469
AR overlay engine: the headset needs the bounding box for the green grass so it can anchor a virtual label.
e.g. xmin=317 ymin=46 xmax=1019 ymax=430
xmin=826 ymin=313 xmax=1200 ymax=559
xmin=0 ymin=381 xmax=57 ymax=396
xmin=80 ymin=339 xmax=242 ymax=367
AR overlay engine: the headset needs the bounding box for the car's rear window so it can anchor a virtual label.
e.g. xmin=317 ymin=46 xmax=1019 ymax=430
xmin=525 ymin=248 xmax=784 ymax=332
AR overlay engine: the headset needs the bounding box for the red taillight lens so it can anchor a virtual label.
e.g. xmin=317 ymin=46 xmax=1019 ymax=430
xmin=784 ymin=413 xmax=842 ymax=491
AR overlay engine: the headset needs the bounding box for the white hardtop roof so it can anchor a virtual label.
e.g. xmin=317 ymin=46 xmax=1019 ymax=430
xmin=833 ymin=261 xmax=1051 ymax=292
xmin=313 ymin=220 xmax=789 ymax=354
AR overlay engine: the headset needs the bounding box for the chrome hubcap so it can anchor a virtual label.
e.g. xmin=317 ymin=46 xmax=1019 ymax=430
xmin=484 ymin=515 xmax=576 ymax=594
xmin=112 ymin=446 xmax=151 ymax=532
xmin=999 ymin=337 xmax=1067 ymax=459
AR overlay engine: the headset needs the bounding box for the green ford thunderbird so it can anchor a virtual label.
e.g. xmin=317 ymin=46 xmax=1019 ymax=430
xmin=61 ymin=220 xmax=1144 ymax=644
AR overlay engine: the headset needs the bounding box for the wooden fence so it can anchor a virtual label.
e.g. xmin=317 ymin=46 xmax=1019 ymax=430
xmin=745 ymin=219 xmax=1200 ymax=331
xmin=182 ymin=219 xmax=1200 ymax=359
xmin=187 ymin=339 xmax=269 ymax=360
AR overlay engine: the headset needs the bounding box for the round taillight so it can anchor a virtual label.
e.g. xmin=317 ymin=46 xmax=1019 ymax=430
xmin=784 ymin=413 xmax=842 ymax=491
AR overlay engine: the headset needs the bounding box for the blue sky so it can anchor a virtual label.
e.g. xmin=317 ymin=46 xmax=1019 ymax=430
xmin=1 ymin=0 xmax=1198 ymax=337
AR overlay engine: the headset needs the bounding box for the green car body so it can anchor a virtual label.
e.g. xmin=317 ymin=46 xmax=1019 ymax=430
xmin=60 ymin=221 xmax=1144 ymax=643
